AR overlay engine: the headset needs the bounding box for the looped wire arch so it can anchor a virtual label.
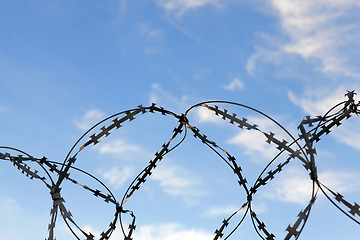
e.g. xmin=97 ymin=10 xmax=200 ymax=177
xmin=0 ymin=91 xmax=359 ymax=239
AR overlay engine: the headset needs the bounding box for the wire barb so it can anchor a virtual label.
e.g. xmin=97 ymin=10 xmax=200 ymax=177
xmin=1 ymin=92 xmax=359 ymax=240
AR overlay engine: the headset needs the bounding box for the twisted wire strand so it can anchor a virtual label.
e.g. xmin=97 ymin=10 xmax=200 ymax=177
xmin=1 ymin=92 xmax=359 ymax=239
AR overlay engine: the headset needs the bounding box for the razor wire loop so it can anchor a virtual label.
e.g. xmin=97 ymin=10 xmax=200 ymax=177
xmin=185 ymin=102 xmax=312 ymax=240
xmin=1 ymin=92 xmax=359 ymax=240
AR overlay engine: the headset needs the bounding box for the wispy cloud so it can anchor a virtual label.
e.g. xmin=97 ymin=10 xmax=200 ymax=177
xmin=223 ymin=78 xmax=244 ymax=91
xmin=101 ymin=166 xmax=134 ymax=190
xmin=139 ymin=22 xmax=163 ymax=39
xmin=150 ymin=162 xmax=207 ymax=204
xmin=287 ymin=87 xmax=346 ymax=116
xmin=288 ymin=87 xmax=360 ymax=151
xmin=247 ymin=0 xmax=360 ymax=79
xmin=75 ymin=219 xmax=213 ymax=240
xmin=261 ymin=167 xmax=312 ymax=204
xmin=138 ymin=22 xmax=164 ymax=55
xmin=262 ymin=167 xmax=360 ymax=204
xmin=157 ymin=0 xmax=224 ymax=17
xmin=246 ymin=42 xmax=285 ymax=77
xmin=194 ymin=106 xmax=225 ymax=125
xmin=82 ymin=225 xmax=101 ymax=238
xmin=227 ymin=116 xmax=287 ymax=164
xmin=96 ymin=138 xmax=142 ymax=155
xmin=269 ymin=0 xmax=360 ymax=77
xmin=133 ymin=223 xmax=213 ymax=240
xmin=228 ymin=130 xmax=279 ymax=164
xmin=149 ymin=83 xmax=189 ymax=112
xmin=166 ymin=20 xmax=205 ymax=44
xmin=74 ymin=109 xmax=105 ymax=131
xmin=206 ymin=205 xmax=240 ymax=216
xmin=333 ymin=121 xmax=360 ymax=151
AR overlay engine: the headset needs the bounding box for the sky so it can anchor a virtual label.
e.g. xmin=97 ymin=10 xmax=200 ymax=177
xmin=0 ymin=0 xmax=360 ymax=239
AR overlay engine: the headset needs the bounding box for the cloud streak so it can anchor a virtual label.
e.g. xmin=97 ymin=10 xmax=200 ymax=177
xmin=96 ymin=138 xmax=142 ymax=155
xmin=101 ymin=166 xmax=134 ymax=190
xmin=149 ymin=83 xmax=189 ymax=112
xmin=207 ymin=205 xmax=240 ymax=216
xmin=270 ymin=0 xmax=360 ymax=77
xmin=139 ymin=22 xmax=163 ymax=39
xmin=133 ymin=223 xmax=213 ymax=240
xmin=223 ymin=78 xmax=244 ymax=91
xmin=150 ymin=162 xmax=207 ymax=204
xmin=287 ymin=87 xmax=346 ymax=116
xmin=262 ymin=167 xmax=360 ymax=204
xmin=194 ymin=107 xmax=225 ymax=125
xmin=288 ymin=87 xmax=360 ymax=151
xmin=227 ymin=116 xmax=288 ymax=164
xmin=157 ymin=0 xmax=224 ymax=17
xmin=74 ymin=109 xmax=105 ymax=131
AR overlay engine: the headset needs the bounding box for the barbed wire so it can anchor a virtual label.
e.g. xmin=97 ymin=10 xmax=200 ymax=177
xmin=1 ymin=91 xmax=359 ymax=239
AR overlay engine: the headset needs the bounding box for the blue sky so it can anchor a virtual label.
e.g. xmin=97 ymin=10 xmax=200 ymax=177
xmin=1 ymin=0 xmax=360 ymax=239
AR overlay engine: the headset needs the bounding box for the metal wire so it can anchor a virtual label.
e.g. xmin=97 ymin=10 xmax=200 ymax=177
xmin=1 ymin=91 xmax=359 ymax=240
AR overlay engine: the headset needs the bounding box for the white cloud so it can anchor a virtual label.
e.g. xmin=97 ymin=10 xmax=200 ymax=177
xmin=138 ymin=22 xmax=163 ymax=55
xmin=101 ymin=166 xmax=134 ymax=189
xmin=149 ymin=83 xmax=189 ymax=112
xmin=166 ymin=20 xmax=205 ymax=44
xmin=288 ymin=87 xmax=360 ymax=151
xmin=320 ymin=171 xmax=360 ymax=193
xmin=77 ymin=224 xmax=122 ymax=240
xmin=139 ymin=22 xmax=163 ymax=39
xmin=195 ymin=106 xmax=224 ymax=124
xmin=157 ymin=0 xmax=224 ymax=17
xmin=74 ymin=109 xmax=105 ymax=131
xmin=246 ymin=43 xmax=284 ymax=76
xmin=228 ymin=130 xmax=279 ymax=163
xmin=333 ymin=121 xmax=360 ymax=151
xmin=250 ymin=202 xmax=268 ymax=214
xmin=269 ymin=0 xmax=360 ymax=77
xmin=287 ymin=87 xmax=346 ymax=116
xmin=227 ymin=116 xmax=286 ymax=163
xmin=207 ymin=205 xmax=240 ymax=216
xmin=83 ymin=223 xmax=213 ymax=240
xmin=262 ymin=167 xmax=312 ymax=204
xmin=133 ymin=223 xmax=213 ymax=240
xmin=223 ymin=78 xmax=244 ymax=91
xmin=97 ymin=138 xmax=141 ymax=155
xmin=262 ymin=167 xmax=360 ymax=204
xmin=150 ymin=163 xmax=207 ymax=204
xmin=82 ymin=225 xmax=101 ymax=238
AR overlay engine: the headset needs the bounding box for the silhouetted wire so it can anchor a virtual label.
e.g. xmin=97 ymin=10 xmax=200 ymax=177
xmin=1 ymin=93 xmax=359 ymax=240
